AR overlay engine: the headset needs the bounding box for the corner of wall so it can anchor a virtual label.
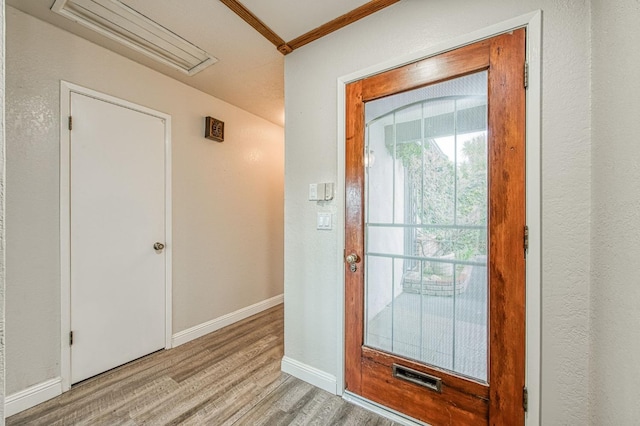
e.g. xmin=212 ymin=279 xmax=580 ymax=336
xmin=281 ymin=356 xmax=337 ymax=395
xmin=589 ymin=0 xmax=640 ymax=423
xmin=4 ymin=378 xmax=62 ymax=418
xmin=1 ymin=0 xmax=7 ymax=421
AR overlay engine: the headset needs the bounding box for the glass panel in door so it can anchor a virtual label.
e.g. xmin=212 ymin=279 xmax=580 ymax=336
xmin=364 ymin=71 xmax=488 ymax=382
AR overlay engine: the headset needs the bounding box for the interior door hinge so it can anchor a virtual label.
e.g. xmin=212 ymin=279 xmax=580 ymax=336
xmin=68 ymin=116 xmax=73 ymax=131
xmin=524 ymin=62 xmax=529 ymax=89
xmin=523 ymin=386 xmax=529 ymax=412
xmin=70 ymin=331 xmax=74 ymax=346
xmin=524 ymin=225 xmax=529 ymax=257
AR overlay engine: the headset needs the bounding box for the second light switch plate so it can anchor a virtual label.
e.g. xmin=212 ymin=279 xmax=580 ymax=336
xmin=317 ymin=212 xmax=332 ymax=230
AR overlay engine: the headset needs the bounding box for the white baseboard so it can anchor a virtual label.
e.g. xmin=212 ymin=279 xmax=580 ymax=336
xmin=281 ymin=356 xmax=337 ymax=394
xmin=171 ymin=294 xmax=284 ymax=347
xmin=5 ymin=377 xmax=63 ymax=418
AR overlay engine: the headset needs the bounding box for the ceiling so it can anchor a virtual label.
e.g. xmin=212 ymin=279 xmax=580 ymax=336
xmin=6 ymin=0 xmax=380 ymax=127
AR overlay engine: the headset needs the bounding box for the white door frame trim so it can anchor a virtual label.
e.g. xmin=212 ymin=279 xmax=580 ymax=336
xmin=335 ymin=11 xmax=542 ymax=425
xmin=59 ymin=81 xmax=173 ymax=392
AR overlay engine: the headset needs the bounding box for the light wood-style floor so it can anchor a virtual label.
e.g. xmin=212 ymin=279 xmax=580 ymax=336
xmin=8 ymin=305 xmax=400 ymax=425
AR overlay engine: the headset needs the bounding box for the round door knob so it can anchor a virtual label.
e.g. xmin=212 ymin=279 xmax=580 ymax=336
xmin=345 ymin=253 xmax=359 ymax=264
xmin=153 ymin=242 xmax=165 ymax=251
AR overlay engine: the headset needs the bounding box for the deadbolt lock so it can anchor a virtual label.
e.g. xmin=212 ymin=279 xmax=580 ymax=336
xmin=153 ymin=242 xmax=165 ymax=251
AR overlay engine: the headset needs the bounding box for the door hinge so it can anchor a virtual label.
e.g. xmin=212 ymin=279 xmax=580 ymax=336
xmin=524 ymin=62 xmax=529 ymax=89
xmin=524 ymin=225 xmax=529 ymax=256
xmin=68 ymin=116 xmax=73 ymax=131
xmin=69 ymin=331 xmax=74 ymax=346
xmin=523 ymin=386 xmax=529 ymax=412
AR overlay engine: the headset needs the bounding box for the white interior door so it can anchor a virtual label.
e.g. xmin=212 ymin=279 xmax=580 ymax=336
xmin=70 ymin=91 xmax=167 ymax=384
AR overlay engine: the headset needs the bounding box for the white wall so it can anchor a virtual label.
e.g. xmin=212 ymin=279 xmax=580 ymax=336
xmin=6 ymin=7 xmax=284 ymax=395
xmin=284 ymin=0 xmax=591 ymax=424
xmin=590 ymin=0 xmax=640 ymax=424
xmin=0 ymin=0 xmax=6 ymax=422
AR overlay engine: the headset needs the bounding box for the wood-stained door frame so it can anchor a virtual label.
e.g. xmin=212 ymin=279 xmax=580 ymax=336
xmin=59 ymin=81 xmax=173 ymax=392
xmin=346 ymin=29 xmax=525 ymax=425
xmin=336 ymin=12 xmax=542 ymax=425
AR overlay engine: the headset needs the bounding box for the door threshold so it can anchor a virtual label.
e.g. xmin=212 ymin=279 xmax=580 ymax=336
xmin=342 ymin=391 xmax=431 ymax=426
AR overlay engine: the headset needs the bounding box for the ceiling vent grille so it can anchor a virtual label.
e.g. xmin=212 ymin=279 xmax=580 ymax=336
xmin=51 ymin=0 xmax=218 ymax=75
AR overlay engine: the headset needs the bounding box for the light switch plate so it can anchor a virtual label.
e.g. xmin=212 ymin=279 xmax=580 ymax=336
xmin=324 ymin=183 xmax=334 ymax=201
xmin=310 ymin=182 xmax=334 ymax=201
xmin=308 ymin=184 xmax=318 ymax=201
xmin=317 ymin=212 xmax=332 ymax=230
xmin=317 ymin=183 xmax=326 ymax=200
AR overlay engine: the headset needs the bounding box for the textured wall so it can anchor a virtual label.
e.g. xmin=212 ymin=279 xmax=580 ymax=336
xmin=6 ymin=7 xmax=284 ymax=395
xmin=591 ymin=0 xmax=640 ymax=424
xmin=284 ymin=0 xmax=591 ymax=423
xmin=0 ymin=0 xmax=6 ymax=421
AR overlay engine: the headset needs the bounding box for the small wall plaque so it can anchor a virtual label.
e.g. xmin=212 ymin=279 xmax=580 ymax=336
xmin=205 ymin=116 xmax=224 ymax=142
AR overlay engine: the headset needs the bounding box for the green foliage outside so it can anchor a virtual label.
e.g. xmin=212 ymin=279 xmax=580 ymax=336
xmin=390 ymin=134 xmax=487 ymax=270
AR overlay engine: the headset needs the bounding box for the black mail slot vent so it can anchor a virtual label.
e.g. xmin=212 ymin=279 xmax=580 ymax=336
xmin=392 ymin=364 xmax=442 ymax=393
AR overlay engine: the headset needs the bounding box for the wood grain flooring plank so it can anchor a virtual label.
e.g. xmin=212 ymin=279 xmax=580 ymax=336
xmin=288 ymin=387 xmax=332 ymax=425
xmin=218 ymin=372 xmax=291 ymax=426
xmin=169 ymin=322 xmax=283 ymax=383
xmin=173 ymin=354 xmax=286 ymax=425
xmin=113 ymin=327 xmax=283 ymax=423
xmin=229 ymin=376 xmax=303 ymax=425
xmin=134 ymin=343 xmax=282 ymax=424
xmin=295 ymin=391 xmax=345 ymax=426
xmin=45 ymin=365 xmax=180 ymax=424
xmin=7 ymin=305 xmax=401 ymax=426
xmin=56 ymin=376 xmax=179 ymax=426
